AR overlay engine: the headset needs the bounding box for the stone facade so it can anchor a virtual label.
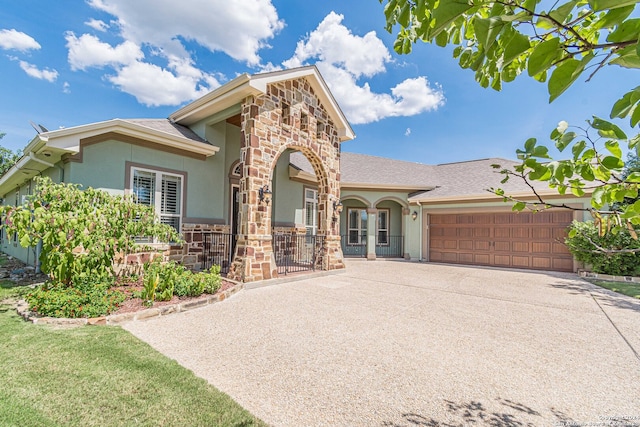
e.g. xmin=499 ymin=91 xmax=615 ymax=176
xmin=228 ymin=78 xmax=345 ymax=282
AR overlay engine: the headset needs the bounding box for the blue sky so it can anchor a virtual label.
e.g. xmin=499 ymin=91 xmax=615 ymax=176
xmin=0 ymin=0 xmax=636 ymax=165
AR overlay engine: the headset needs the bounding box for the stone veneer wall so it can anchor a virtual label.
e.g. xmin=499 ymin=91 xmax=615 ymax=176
xmin=114 ymin=223 xmax=231 ymax=274
xmin=227 ymin=78 xmax=345 ymax=283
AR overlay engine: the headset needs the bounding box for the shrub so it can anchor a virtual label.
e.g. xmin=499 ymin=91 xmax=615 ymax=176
xmin=1 ymin=177 xmax=181 ymax=286
xmin=566 ymin=220 xmax=640 ymax=276
xmin=26 ymin=278 xmax=125 ymax=318
xmin=141 ymin=260 xmax=222 ymax=303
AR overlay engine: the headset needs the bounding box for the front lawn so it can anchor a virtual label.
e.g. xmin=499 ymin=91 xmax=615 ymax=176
xmin=586 ymin=279 xmax=640 ymax=300
xmin=0 ymin=281 xmax=265 ymax=427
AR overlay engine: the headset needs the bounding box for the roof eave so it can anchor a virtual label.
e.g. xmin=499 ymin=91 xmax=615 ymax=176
xmin=410 ymin=190 xmax=594 ymax=204
xmin=45 ymin=119 xmax=219 ymax=157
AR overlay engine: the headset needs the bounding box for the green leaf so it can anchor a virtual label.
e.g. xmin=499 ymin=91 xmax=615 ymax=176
xmin=430 ymin=0 xmax=474 ymax=39
xmin=604 ymin=140 xmax=622 ymax=158
xmin=591 ymin=186 xmax=605 ymax=208
xmin=609 ymin=45 xmax=640 ymax=69
xmin=549 ymin=0 xmax=578 ymax=24
xmin=601 ymin=155 xmax=625 ymax=170
xmin=398 ymin=2 xmax=411 ymax=28
xmin=610 ymin=87 xmax=640 ymax=119
xmin=595 ymin=5 xmax=634 ymax=30
xmin=626 ymin=172 xmax=640 ymax=182
xmin=589 ymin=0 xmax=640 ymax=12
xmin=632 ymin=104 xmax=640 ymax=127
xmin=532 ymin=145 xmax=550 ymax=158
xmin=503 ymin=30 xmax=531 ymax=66
xmin=528 ymin=38 xmax=561 ymax=77
xmin=524 ymin=137 xmax=536 ymax=151
xmin=474 ymin=17 xmax=506 ymax=50
xmin=512 ymin=201 xmax=527 ymax=211
xmin=548 ymin=58 xmax=584 ymax=102
xmin=591 ymin=116 xmax=628 ymax=139
xmin=607 ymin=18 xmax=640 ymax=43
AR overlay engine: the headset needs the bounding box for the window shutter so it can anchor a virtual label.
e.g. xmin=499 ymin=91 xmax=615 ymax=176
xmin=161 ymin=175 xmax=181 ymax=215
xmin=133 ymin=170 xmax=155 ymax=206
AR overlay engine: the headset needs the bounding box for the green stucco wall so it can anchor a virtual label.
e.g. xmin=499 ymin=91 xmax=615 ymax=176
xmin=68 ymin=139 xmax=224 ymax=220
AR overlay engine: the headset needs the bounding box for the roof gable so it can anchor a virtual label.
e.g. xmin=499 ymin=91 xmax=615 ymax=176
xmin=170 ymin=65 xmax=355 ymax=141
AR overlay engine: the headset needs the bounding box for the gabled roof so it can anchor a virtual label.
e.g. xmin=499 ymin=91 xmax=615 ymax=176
xmin=0 ymin=118 xmax=218 ymax=195
xmin=170 ymin=65 xmax=355 ymax=142
xmin=290 ymin=152 xmax=568 ymax=202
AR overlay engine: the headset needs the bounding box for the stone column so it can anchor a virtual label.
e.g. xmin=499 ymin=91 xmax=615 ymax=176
xmin=402 ymin=207 xmax=411 ymax=259
xmin=366 ymin=207 xmax=377 ymax=260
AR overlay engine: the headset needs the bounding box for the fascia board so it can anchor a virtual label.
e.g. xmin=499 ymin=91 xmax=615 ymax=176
xmin=45 ymin=119 xmax=219 ymax=156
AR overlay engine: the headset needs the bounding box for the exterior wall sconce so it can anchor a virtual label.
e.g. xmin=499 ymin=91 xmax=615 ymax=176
xmin=333 ymin=200 xmax=343 ymax=215
xmin=332 ymin=199 xmax=343 ymax=224
xmin=259 ymin=185 xmax=272 ymax=205
xmin=412 ymin=211 xmax=418 ymax=221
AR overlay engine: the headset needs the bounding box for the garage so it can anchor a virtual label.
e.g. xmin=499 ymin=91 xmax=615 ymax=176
xmin=428 ymin=211 xmax=575 ymax=272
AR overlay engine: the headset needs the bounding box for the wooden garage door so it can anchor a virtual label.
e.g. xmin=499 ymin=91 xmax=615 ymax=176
xmin=429 ymin=211 xmax=574 ymax=272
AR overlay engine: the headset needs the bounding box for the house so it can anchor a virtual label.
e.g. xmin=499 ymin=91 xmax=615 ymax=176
xmin=0 ymin=66 xmax=591 ymax=282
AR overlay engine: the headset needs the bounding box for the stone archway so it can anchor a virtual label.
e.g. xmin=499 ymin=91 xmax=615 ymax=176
xmin=227 ymin=77 xmax=344 ymax=282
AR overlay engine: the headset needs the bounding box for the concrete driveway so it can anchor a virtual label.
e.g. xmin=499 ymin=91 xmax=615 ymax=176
xmin=123 ymin=261 xmax=640 ymax=426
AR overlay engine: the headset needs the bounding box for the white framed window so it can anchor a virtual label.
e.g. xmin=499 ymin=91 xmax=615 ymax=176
xmin=304 ymin=188 xmax=318 ymax=235
xmin=377 ymin=209 xmax=389 ymax=245
xmin=131 ymin=167 xmax=183 ymax=233
xmin=347 ymin=208 xmax=367 ymax=245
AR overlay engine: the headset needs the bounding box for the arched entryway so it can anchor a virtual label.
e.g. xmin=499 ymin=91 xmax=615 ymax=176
xmin=227 ymin=77 xmax=344 ymax=282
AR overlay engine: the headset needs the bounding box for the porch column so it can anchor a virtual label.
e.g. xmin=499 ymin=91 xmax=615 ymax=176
xmin=402 ymin=207 xmax=411 ymax=259
xmin=366 ymin=207 xmax=377 ymax=260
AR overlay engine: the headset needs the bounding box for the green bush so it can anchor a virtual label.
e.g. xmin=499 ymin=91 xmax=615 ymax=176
xmin=26 ymin=278 xmax=125 ymax=318
xmin=141 ymin=260 xmax=222 ymax=303
xmin=566 ymin=220 xmax=640 ymax=276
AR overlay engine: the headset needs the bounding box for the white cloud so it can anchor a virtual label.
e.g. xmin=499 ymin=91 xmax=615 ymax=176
xmin=65 ymin=0 xmax=283 ymax=106
xmin=65 ymin=32 xmax=143 ymax=70
xmin=85 ymin=18 xmax=109 ymax=32
xmin=0 ymin=29 xmax=41 ymax=52
xmin=19 ymin=61 xmax=58 ymax=82
xmin=107 ymin=59 xmax=221 ymax=107
xmin=87 ymin=0 xmax=283 ymax=65
xmin=283 ymin=12 xmax=389 ymax=78
xmin=284 ymin=13 xmax=445 ymax=124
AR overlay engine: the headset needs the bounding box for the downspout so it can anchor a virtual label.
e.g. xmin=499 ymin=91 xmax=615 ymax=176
xmin=27 ymin=152 xmax=55 ymax=273
xmin=417 ymin=201 xmax=422 ymax=261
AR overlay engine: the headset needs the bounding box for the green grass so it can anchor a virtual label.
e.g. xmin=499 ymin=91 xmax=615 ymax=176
xmin=0 ymin=282 xmax=266 ymax=427
xmin=587 ymin=279 xmax=640 ymax=299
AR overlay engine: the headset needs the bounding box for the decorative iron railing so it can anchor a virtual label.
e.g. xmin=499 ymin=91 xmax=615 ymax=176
xmin=272 ymin=233 xmax=325 ymax=275
xmin=340 ymin=234 xmax=404 ymax=258
xmin=202 ymin=232 xmax=235 ymax=275
xmin=340 ymin=234 xmax=367 ymax=257
xmin=376 ymin=235 xmax=404 ymax=258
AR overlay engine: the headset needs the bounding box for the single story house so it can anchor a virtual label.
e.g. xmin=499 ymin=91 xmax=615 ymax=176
xmin=0 ymin=66 xmax=591 ymax=282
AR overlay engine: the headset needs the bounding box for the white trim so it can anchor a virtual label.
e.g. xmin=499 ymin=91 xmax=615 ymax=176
xmin=130 ymin=166 xmax=184 ymax=233
xmin=170 ymin=65 xmax=355 ymax=141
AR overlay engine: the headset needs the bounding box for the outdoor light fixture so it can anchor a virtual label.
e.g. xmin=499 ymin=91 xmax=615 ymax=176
xmin=333 ymin=199 xmax=343 ymax=214
xmin=412 ymin=211 xmax=418 ymax=221
xmin=258 ymin=185 xmax=272 ymax=205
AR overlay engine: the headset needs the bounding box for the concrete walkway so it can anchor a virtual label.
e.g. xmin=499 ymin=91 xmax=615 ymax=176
xmin=123 ymin=261 xmax=640 ymax=426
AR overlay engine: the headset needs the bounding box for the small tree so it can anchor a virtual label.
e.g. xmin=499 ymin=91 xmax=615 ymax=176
xmin=1 ymin=177 xmax=181 ymax=285
xmin=380 ymin=0 xmax=640 ymax=243
xmin=0 ymin=133 xmax=22 ymax=176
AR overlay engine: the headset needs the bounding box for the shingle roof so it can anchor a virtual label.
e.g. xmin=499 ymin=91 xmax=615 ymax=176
xmin=123 ymin=119 xmax=209 ymax=144
xmin=290 ymin=151 xmax=550 ymax=200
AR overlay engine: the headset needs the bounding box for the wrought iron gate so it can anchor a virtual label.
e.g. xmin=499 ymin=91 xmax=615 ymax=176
xmin=202 ymin=232 xmax=235 ymax=275
xmin=272 ymin=233 xmax=324 ymax=275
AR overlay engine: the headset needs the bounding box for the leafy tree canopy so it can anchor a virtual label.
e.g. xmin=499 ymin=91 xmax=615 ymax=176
xmin=0 ymin=133 xmax=22 ymax=177
xmin=381 ymin=0 xmax=640 ymax=240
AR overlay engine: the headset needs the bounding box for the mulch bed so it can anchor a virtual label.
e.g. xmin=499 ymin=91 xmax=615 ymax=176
xmin=111 ymin=279 xmax=236 ymax=315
